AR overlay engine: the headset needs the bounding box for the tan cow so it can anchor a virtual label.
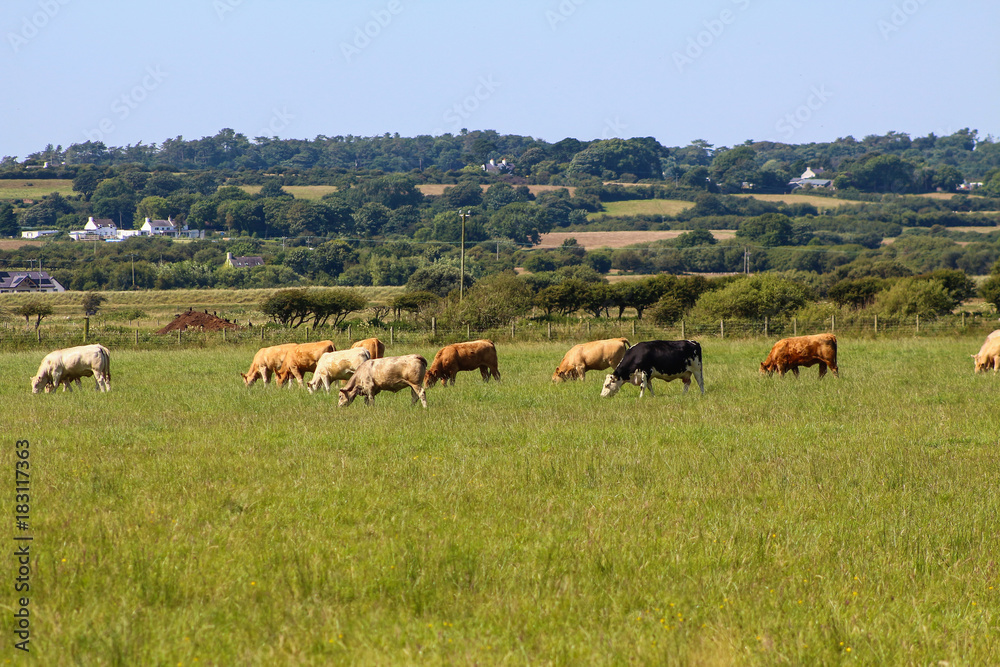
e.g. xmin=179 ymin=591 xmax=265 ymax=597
xmin=424 ymin=339 xmax=500 ymax=387
xmin=972 ymin=330 xmax=1000 ymax=373
xmin=276 ymin=340 xmax=337 ymax=387
xmin=31 ymin=344 xmax=111 ymax=394
xmin=973 ymin=333 xmax=1000 ymax=373
xmin=307 ymin=348 xmax=371 ymax=393
xmin=241 ymin=343 xmax=298 ymax=387
xmin=338 ymin=355 xmax=428 ymax=408
xmin=552 ymin=338 xmax=630 ymax=382
xmin=351 ymin=337 xmax=385 ymax=359
xmin=760 ymin=333 xmax=838 ymax=379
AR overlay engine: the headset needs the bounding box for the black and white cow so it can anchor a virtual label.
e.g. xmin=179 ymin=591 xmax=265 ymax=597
xmin=600 ymin=340 xmax=704 ymax=398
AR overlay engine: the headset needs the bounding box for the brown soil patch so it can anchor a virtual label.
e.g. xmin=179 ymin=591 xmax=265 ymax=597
xmin=156 ymin=310 xmax=240 ymax=333
xmin=417 ymin=184 xmax=576 ymax=196
xmin=0 ymin=239 xmax=44 ymax=250
xmin=536 ymin=230 xmax=734 ymax=250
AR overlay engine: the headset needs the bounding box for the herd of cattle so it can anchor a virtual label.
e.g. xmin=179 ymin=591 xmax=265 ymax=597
xmin=27 ymin=328 xmax=1000 ymax=401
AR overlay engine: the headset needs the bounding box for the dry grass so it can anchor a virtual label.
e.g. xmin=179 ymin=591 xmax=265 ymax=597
xmin=733 ymin=194 xmax=854 ymax=210
xmin=0 ymin=179 xmax=75 ymax=200
xmin=416 ymin=184 xmax=577 ymax=196
xmin=0 ymin=239 xmax=44 ymax=250
xmin=239 ymin=185 xmax=340 ymax=200
xmin=536 ymin=230 xmax=734 ymax=250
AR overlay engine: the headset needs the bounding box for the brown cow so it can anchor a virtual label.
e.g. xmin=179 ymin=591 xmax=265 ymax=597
xmin=424 ymin=339 xmax=500 ymax=387
xmin=760 ymin=333 xmax=838 ymax=379
xmin=552 ymin=338 xmax=630 ymax=382
xmin=351 ymin=337 xmax=385 ymax=360
xmin=972 ymin=330 xmax=1000 ymax=373
xmin=276 ymin=340 xmax=336 ymax=388
xmin=338 ymin=355 xmax=428 ymax=408
xmin=973 ymin=333 xmax=1000 ymax=373
xmin=242 ymin=343 xmax=298 ymax=387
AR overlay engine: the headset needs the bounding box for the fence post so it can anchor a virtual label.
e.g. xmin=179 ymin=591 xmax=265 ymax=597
xmin=962 ymin=312 xmax=965 ymax=328
xmin=764 ymin=316 xmax=768 ymax=338
xmin=793 ymin=317 xmax=797 ymax=336
xmin=177 ymin=330 xmax=182 ymax=345
xmin=466 ymin=324 xmax=470 ymax=340
xmin=432 ymin=317 xmax=436 ymax=336
xmin=390 ymin=326 xmax=394 ymax=346
xmin=916 ymin=314 xmax=920 ymax=334
xmin=547 ymin=322 xmax=551 ymax=340
xmin=260 ymin=326 xmax=264 ymax=342
xmin=84 ymin=317 xmax=89 ymax=343
xmin=347 ymin=324 xmax=352 ymax=341
xmin=631 ymin=320 xmax=636 ymax=337
xmin=135 ymin=327 xmax=139 ymax=345
xmin=831 ymin=315 xmax=835 ymax=333
xmin=681 ymin=319 xmax=685 ymax=340
xmin=587 ymin=320 xmax=591 ymax=335
xmin=36 ymin=329 xmax=41 ymax=343
xmin=511 ymin=322 xmax=516 ymax=339
xmin=223 ymin=328 xmax=226 ymax=343
xmin=874 ymin=314 xmax=878 ymax=335
xmin=305 ymin=326 xmax=310 ymax=342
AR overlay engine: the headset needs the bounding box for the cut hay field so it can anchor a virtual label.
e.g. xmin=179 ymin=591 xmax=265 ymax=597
xmin=588 ymin=199 xmax=693 ymax=220
xmin=3 ymin=338 xmax=999 ymax=664
xmin=537 ymin=230 xmax=735 ymax=250
xmin=0 ymin=179 xmax=75 ymax=200
xmin=733 ymin=194 xmax=855 ymax=210
xmin=239 ymin=185 xmax=340 ymax=200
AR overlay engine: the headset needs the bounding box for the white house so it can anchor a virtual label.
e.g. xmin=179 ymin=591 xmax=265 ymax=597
xmin=800 ymin=167 xmax=825 ymax=179
xmin=84 ymin=217 xmax=118 ymax=237
xmin=20 ymin=230 xmax=59 ymax=239
xmin=140 ymin=217 xmax=203 ymax=238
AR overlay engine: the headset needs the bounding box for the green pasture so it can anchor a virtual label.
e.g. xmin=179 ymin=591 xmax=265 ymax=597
xmin=2 ymin=338 xmax=999 ymax=664
xmin=239 ymin=185 xmax=340 ymax=200
xmin=0 ymin=179 xmax=75 ymax=201
xmin=589 ymin=199 xmax=693 ymax=220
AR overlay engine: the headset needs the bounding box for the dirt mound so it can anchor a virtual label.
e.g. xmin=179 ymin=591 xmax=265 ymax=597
xmin=156 ymin=310 xmax=240 ymax=334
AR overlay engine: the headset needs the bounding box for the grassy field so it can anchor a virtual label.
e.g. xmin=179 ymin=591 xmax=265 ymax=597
xmin=0 ymin=179 xmax=75 ymax=200
xmin=733 ymin=194 xmax=856 ymax=211
xmin=2 ymin=338 xmax=999 ymax=664
xmin=589 ymin=199 xmax=694 ymax=220
xmin=239 ymin=185 xmax=340 ymax=200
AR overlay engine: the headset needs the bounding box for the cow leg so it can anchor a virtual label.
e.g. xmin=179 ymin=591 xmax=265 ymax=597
xmin=491 ymin=366 xmax=501 ymax=382
xmin=830 ymin=364 xmax=839 ymax=378
xmin=818 ymin=362 xmax=827 ymax=379
xmin=646 ymin=374 xmax=656 ymax=396
xmin=575 ymin=366 xmax=585 ymax=381
xmin=97 ymin=374 xmax=110 ymax=392
xmin=448 ymin=374 xmax=456 ymax=386
xmin=638 ymin=371 xmax=648 ymax=398
xmin=480 ymin=366 xmax=490 ymax=382
xmin=682 ymin=377 xmax=690 ymax=394
xmin=791 ymin=367 xmax=800 ymax=378
xmin=694 ymin=365 xmax=705 ymax=395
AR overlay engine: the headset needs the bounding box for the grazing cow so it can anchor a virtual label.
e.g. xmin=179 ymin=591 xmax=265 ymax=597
xmin=972 ymin=330 xmax=1000 ymax=373
xmin=307 ymin=348 xmax=371 ymax=393
xmin=351 ymin=337 xmax=385 ymax=360
xmin=31 ymin=344 xmax=111 ymax=394
xmin=275 ymin=340 xmax=337 ymax=388
xmin=241 ymin=343 xmax=298 ymax=387
xmin=973 ymin=333 xmax=1000 ymax=373
xmin=338 ymin=355 xmax=428 ymax=408
xmin=601 ymin=340 xmax=704 ymax=398
xmin=552 ymin=338 xmax=630 ymax=382
xmin=760 ymin=333 xmax=838 ymax=379
xmin=424 ymin=339 xmax=500 ymax=387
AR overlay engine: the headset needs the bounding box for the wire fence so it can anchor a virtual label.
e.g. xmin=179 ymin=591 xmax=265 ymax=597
xmin=1 ymin=313 xmax=997 ymax=353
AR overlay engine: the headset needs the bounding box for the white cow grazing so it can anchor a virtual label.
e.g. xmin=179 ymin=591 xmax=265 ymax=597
xmin=31 ymin=344 xmax=111 ymax=394
xmin=338 ymin=355 xmax=428 ymax=408
xmin=307 ymin=348 xmax=371 ymax=394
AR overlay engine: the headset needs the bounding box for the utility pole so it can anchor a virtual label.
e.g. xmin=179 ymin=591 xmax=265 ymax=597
xmin=459 ymin=210 xmax=470 ymax=301
xmin=129 ymin=253 xmax=136 ymax=288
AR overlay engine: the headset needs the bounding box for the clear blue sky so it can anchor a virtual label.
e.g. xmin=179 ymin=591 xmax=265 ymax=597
xmin=2 ymin=0 xmax=998 ymax=159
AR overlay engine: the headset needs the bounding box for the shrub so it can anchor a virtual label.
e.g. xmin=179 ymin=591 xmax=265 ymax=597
xmin=693 ymin=275 xmax=812 ymax=320
xmin=873 ymin=278 xmax=953 ymax=318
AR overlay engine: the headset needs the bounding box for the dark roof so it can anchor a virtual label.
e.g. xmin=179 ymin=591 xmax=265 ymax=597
xmin=0 ymin=271 xmax=65 ymax=291
xmin=229 ymin=256 xmax=264 ymax=268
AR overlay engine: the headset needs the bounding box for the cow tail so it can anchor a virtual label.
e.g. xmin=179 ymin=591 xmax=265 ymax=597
xmin=101 ymin=346 xmax=111 ymax=383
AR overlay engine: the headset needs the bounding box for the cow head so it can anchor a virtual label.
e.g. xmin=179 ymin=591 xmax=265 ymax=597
xmin=337 ymin=388 xmax=355 ymax=407
xmin=600 ymin=374 xmax=625 ymax=397
xmin=30 ymin=375 xmax=49 ymax=394
xmin=759 ymin=361 xmax=775 ymax=377
xmin=551 ymin=369 xmax=570 ymax=383
xmin=423 ymin=368 xmax=440 ymax=387
xmin=972 ymin=353 xmax=989 ymax=373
